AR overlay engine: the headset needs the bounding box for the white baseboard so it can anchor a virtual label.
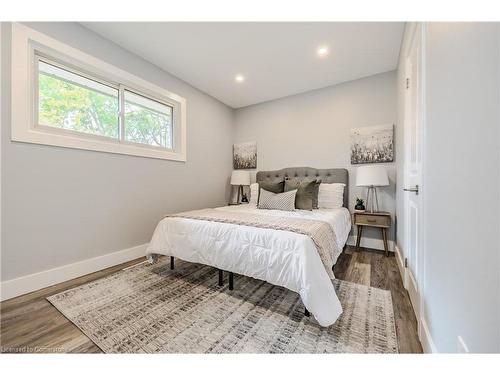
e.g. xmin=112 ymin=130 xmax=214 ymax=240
xmin=396 ymin=244 xmax=434 ymax=353
xmin=394 ymin=244 xmax=407 ymax=286
xmin=347 ymin=235 xmax=394 ymax=252
xmin=420 ymin=317 xmax=438 ymax=353
xmin=0 ymin=243 xmax=148 ymax=301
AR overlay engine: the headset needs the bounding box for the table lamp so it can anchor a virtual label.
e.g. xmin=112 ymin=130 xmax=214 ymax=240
xmin=230 ymin=170 xmax=250 ymax=204
xmin=356 ymin=165 xmax=389 ymax=213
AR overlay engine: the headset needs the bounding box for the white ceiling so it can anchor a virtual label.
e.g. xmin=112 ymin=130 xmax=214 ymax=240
xmin=82 ymin=22 xmax=404 ymax=109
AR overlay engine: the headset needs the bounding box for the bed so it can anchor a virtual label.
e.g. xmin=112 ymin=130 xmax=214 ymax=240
xmin=146 ymin=167 xmax=351 ymax=326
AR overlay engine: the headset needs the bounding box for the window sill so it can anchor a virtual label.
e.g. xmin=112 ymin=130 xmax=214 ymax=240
xmin=12 ymin=126 xmax=186 ymax=161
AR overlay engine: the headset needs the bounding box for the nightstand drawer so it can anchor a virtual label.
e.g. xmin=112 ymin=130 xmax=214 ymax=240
xmin=355 ymin=214 xmax=391 ymax=227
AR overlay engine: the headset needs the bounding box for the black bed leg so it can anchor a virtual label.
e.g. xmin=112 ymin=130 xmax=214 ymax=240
xmin=218 ymin=269 xmax=223 ymax=286
xmin=228 ymin=272 xmax=234 ymax=290
xmin=304 ymin=307 xmax=310 ymax=317
xmin=170 ymin=256 xmax=174 ymax=270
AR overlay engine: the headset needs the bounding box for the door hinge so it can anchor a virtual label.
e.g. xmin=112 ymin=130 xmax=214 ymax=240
xmin=404 ymin=258 xmax=408 ymax=268
xmin=406 ymin=78 xmax=410 ymax=89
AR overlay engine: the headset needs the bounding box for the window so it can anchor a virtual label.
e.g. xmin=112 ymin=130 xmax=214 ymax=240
xmin=12 ymin=23 xmax=186 ymax=161
xmin=36 ymin=57 xmax=176 ymax=151
xmin=124 ymin=90 xmax=173 ymax=149
xmin=38 ymin=60 xmax=120 ymax=139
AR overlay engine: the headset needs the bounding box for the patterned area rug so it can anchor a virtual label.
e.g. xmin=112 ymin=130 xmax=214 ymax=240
xmin=47 ymin=259 xmax=398 ymax=353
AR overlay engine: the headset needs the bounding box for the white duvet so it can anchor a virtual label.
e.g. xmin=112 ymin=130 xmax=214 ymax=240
xmin=146 ymin=204 xmax=351 ymax=326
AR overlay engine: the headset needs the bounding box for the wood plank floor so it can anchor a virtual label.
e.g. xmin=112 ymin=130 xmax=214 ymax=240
xmin=0 ymin=246 xmax=422 ymax=353
xmin=333 ymin=246 xmax=423 ymax=353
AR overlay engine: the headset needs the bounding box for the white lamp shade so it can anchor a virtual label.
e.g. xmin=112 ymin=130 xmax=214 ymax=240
xmin=230 ymin=170 xmax=251 ymax=186
xmin=356 ymin=165 xmax=389 ymax=187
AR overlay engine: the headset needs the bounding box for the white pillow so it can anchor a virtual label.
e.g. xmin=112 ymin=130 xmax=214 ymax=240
xmin=249 ymin=183 xmax=259 ymax=205
xmin=318 ymin=183 xmax=345 ymax=209
xmin=258 ymin=188 xmax=297 ymax=211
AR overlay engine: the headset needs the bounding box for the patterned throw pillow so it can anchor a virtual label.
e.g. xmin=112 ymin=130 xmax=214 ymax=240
xmin=256 ymin=180 xmax=285 ymax=205
xmin=258 ymin=188 xmax=297 ymax=211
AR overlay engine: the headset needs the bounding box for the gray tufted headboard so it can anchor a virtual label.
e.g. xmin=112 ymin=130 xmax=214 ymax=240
xmin=256 ymin=167 xmax=349 ymax=208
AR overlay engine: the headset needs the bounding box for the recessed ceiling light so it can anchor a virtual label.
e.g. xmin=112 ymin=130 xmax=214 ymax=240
xmin=235 ymin=74 xmax=245 ymax=83
xmin=317 ymin=46 xmax=329 ymax=57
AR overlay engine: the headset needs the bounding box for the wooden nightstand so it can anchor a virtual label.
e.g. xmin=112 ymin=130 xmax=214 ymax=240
xmin=353 ymin=212 xmax=391 ymax=256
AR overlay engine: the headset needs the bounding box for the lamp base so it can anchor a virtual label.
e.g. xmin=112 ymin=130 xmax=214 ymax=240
xmin=231 ymin=185 xmax=244 ymax=205
xmin=365 ymin=186 xmax=380 ymax=213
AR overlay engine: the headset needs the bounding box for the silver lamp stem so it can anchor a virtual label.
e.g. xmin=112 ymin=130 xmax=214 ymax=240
xmin=365 ymin=187 xmax=371 ymax=213
xmin=236 ymin=185 xmax=241 ymax=204
xmin=365 ymin=185 xmax=379 ymax=213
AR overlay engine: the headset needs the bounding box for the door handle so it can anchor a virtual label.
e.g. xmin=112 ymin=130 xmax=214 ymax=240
xmin=403 ymin=185 xmax=419 ymax=195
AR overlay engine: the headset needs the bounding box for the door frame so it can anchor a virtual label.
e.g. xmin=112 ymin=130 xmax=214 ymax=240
xmin=402 ymin=22 xmax=427 ymax=343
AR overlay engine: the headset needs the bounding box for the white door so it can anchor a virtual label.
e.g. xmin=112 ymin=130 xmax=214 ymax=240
xmin=403 ymin=24 xmax=424 ymax=326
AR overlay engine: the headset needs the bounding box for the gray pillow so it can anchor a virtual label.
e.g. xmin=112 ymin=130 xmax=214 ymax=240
xmin=310 ymin=180 xmax=321 ymax=209
xmin=258 ymin=188 xmax=297 ymax=211
xmin=284 ymin=178 xmax=320 ymax=210
xmin=258 ymin=180 xmax=285 ymax=194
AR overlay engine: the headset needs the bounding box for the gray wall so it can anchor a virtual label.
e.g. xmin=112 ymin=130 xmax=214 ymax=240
xmin=423 ymin=23 xmax=500 ymax=352
xmin=1 ymin=23 xmax=235 ymax=281
xmin=234 ymin=71 xmax=398 ymax=242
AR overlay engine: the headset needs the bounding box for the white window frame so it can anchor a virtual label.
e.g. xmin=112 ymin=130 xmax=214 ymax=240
xmin=11 ymin=23 xmax=187 ymax=161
